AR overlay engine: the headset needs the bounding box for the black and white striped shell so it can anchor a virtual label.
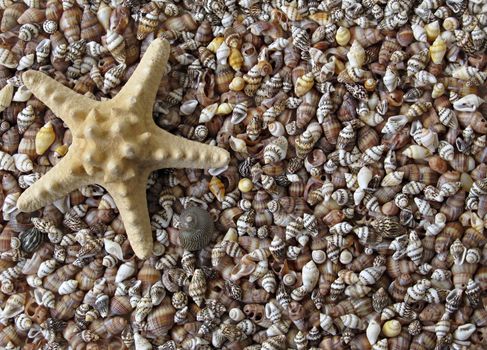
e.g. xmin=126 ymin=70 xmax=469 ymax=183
xmin=19 ymin=227 xmax=44 ymax=253
xmin=179 ymin=207 xmax=214 ymax=251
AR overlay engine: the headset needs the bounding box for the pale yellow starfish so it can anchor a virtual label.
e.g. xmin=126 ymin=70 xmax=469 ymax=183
xmin=16 ymin=38 xmax=230 ymax=259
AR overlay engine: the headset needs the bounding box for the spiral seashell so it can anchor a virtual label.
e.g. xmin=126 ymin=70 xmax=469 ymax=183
xmin=179 ymin=206 xmax=215 ymax=251
xmin=188 ymin=269 xmax=206 ymax=307
xmin=264 ymin=137 xmax=288 ymax=164
xmin=58 ymin=279 xmax=78 ymax=295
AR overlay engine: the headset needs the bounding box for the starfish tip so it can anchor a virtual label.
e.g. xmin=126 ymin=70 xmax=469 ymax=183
xmin=16 ymin=194 xmax=34 ymax=212
xmin=21 ymin=70 xmax=39 ymax=87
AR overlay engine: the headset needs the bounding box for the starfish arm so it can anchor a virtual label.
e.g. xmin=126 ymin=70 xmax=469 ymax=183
xmin=104 ymin=178 xmax=153 ymax=259
xmin=16 ymin=153 xmax=89 ymax=212
xmin=114 ymin=38 xmax=170 ymax=113
xmin=22 ymin=70 xmax=97 ymax=129
xmin=150 ymin=129 xmax=230 ymax=170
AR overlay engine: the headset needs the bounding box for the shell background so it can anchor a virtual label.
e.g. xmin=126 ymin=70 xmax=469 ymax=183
xmin=0 ymin=0 xmax=486 ymax=349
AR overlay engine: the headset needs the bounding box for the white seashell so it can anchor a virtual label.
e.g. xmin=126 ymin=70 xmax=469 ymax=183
xmin=414 ymin=197 xmax=436 ymax=216
xmin=357 ymin=166 xmax=373 ymax=189
xmin=339 ymin=250 xmax=353 ymax=264
xmin=12 ymin=154 xmax=33 ymax=173
xmin=453 ymin=94 xmax=485 ymax=112
xmin=37 ymin=259 xmax=57 ymax=278
xmin=19 ymin=173 xmax=41 ymax=188
xmin=264 ymin=136 xmax=288 ymax=164
xmin=199 ymin=103 xmax=218 ymax=123
xmin=42 ymin=290 xmax=55 ymax=308
xmin=12 ymin=85 xmax=32 ymax=102
xmin=415 ymin=70 xmax=437 ymax=87
xmin=134 ymin=332 xmax=153 ymax=350
xmin=301 ymin=260 xmax=319 ymax=292
xmin=265 ymin=302 xmax=282 ymax=322
xmin=3 ymin=192 xmax=19 ymax=220
xmin=229 ymin=308 xmax=246 ymax=322
xmin=17 ymin=105 xmax=36 ymax=134
xmin=453 ymin=324 xmax=476 ymax=341
xmin=438 ymin=140 xmax=454 ymax=161
xmin=0 ymin=83 xmax=14 ymax=111
xmin=412 ymin=23 xmax=427 ymax=42
xmin=115 ymin=260 xmax=137 ymax=283
xmin=58 ymin=279 xmax=78 ymax=295
xmin=104 ymin=239 xmax=124 ymax=260
xmin=312 ymin=250 xmax=327 ymax=264
xmin=0 ymin=150 xmax=16 ymax=172
xmin=340 ymin=314 xmax=365 ymax=330
xmin=268 ymin=121 xmax=285 ymax=137
xmin=402 ymin=145 xmax=431 ymax=159
xmin=367 ymin=319 xmax=381 ymax=345
xmin=180 ymin=99 xmax=198 ymax=116
xmin=347 ymin=40 xmax=365 ymax=68
xmin=381 ymin=171 xmax=404 ymax=186
xmin=381 ymin=115 xmax=408 ymax=134
xmin=229 ymin=136 xmax=248 ymax=154
xmin=17 ymin=53 xmax=35 ymax=71
xmin=15 ymin=313 xmax=32 ymax=331
xmin=438 ymin=107 xmax=458 ymax=128
xmin=320 ymin=313 xmax=337 ymax=335
xmin=372 ymin=339 xmax=388 ymax=350
xmin=383 ymin=66 xmax=400 ymax=92
xmin=359 ymin=266 xmax=386 ymax=285
xmin=0 ymin=293 xmax=25 ymax=319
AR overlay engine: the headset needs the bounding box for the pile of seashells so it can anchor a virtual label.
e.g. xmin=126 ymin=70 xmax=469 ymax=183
xmin=0 ymin=0 xmax=486 ymax=348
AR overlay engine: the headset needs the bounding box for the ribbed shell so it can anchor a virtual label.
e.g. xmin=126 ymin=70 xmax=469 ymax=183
xmin=179 ymin=207 xmax=215 ymax=251
xmin=19 ymin=227 xmax=44 ymax=253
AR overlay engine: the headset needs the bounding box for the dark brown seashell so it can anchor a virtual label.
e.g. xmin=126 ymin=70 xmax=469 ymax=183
xmin=19 ymin=227 xmax=44 ymax=253
xmin=179 ymin=207 xmax=215 ymax=251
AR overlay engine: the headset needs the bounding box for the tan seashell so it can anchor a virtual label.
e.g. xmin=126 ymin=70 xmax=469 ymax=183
xmin=35 ymin=121 xmax=56 ymax=155
xmin=0 ymin=84 xmax=14 ymax=112
xmin=12 ymin=154 xmax=33 ymax=173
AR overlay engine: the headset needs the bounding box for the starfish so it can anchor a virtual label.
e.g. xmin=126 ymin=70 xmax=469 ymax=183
xmin=16 ymin=38 xmax=230 ymax=259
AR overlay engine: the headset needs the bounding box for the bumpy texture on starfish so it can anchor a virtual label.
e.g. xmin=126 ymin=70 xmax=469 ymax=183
xmin=16 ymin=38 xmax=230 ymax=259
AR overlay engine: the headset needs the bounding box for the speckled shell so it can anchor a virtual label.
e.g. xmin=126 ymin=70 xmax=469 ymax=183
xmin=179 ymin=207 xmax=215 ymax=251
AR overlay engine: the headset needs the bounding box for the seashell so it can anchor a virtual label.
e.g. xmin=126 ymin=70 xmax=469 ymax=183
xmin=381 ymin=171 xmax=404 ymax=186
xmin=188 ymin=269 xmax=206 ymax=307
xmin=294 ymin=72 xmax=314 ymax=97
xmin=179 ymin=206 xmax=215 ymax=251
xmin=341 ymin=314 xmax=365 ymax=330
xmin=0 ymin=151 xmax=16 ymax=172
xmin=264 ymin=137 xmax=288 ymax=164
xmin=453 ymin=323 xmax=476 ymax=341
xmin=453 ymin=94 xmax=485 ymax=112
xmin=12 ymin=154 xmax=33 ymax=173
xmin=58 ymin=279 xmax=78 ymax=295
xmin=0 ymin=293 xmax=25 ymax=319
xmin=430 ymin=37 xmax=447 ymax=64
xmin=115 ymin=260 xmax=136 ymax=283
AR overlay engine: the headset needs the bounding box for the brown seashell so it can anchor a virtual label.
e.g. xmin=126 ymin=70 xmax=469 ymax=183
xmin=109 ymin=295 xmax=133 ymax=316
xmin=52 ymin=290 xmax=84 ymax=320
xmin=43 ymin=263 xmax=80 ymax=292
xmin=1 ymin=3 xmax=27 ymax=33
xmin=60 ymin=7 xmax=82 ymax=44
xmin=76 ymin=258 xmax=104 ymax=291
xmin=81 ymin=6 xmax=104 ymax=43
xmin=145 ymin=300 xmax=176 ymax=336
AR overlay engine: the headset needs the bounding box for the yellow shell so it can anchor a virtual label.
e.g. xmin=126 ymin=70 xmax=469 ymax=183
xmin=207 ymin=36 xmax=224 ymax=53
xmin=336 ymin=26 xmax=351 ymax=46
xmin=382 ymin=319 xmax=401 ymax=337
xmin=229 ymin=76 xmax=245 ymax=91
xmin=402 ymin=145 xmax=431 ymax=159
xmin=0 ymin=83 xmax=14 ymax=112
xmin=216 ymin=103 xmax=233 ymax=115
xmin=54 ymin=144 xmax=69 ymax=157
xmin=425 ymin=20 xmax=440 ymax=42
xmin=294 ymin=72 xmax=314 ymax=97
xmin=229 ymin=48 xmax=243 ymax=71
xmin=35 ymin=121 xmax=56 ymax=155
xmin=238 ymin=178 xmax=253 ymax=193
xmin=430 ymin=37 xmax=446 ymax=64
xmin=209 ymin=176 xmax=225 ymax=202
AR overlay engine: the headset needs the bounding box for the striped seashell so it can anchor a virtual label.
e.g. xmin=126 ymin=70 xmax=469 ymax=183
xmin=438 ymin=140 xmax=454 ymax=161
xmin=361 ymin=145 xmax=385 ymax=164
xmin=188 ymin=269 xmax=206 ymax=307
xmin=17 ymin=53 xmax=35 ymax=71
xmin=453 ymin=94 xmax=485 ymax=112
xmin=12 ymin=154 xmax=33 ymax=173
xmin=407 ymin=49 xmax=429 ymax=77
xmin=381 ymin=171 xmax=404 ymax=186
xmin=294 ymin=131 xmax=315 ymax=159
xmin=438 ymin=107 xmax=458 ymax=128
xmin=58 ymin=279 xmax=78 ymax=295
xmin=341 ymin=314 xmax=365 ymax=330
xmin=37 ymin=259 xmax=57 ymax=278
xmin=17 ymin=105 xmax=35 ymax=134
xmin=264 ymin=137 xmax=288 ymax=164
xmin=231 ymin=101 xmax=248 ymax=124
xmin=406 ymin=231 xmax=423 ymax=265
xmin=19 ymin=227 xmax=44 ymax=253
xmin=359 ymin=266 xmax=386 ymax=285
xmin=0 ymin=150 xmax=16 ymax=171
